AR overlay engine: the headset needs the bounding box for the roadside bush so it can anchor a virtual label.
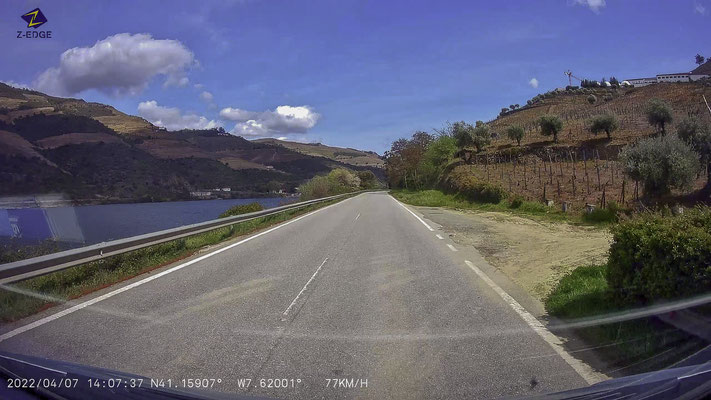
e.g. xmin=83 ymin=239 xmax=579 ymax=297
xmin=582 ymin=201 xmax=621 ymax=223
xmin=509 ymin=195 xmax=524 ymax=209
xmin=607 ymin=207 xmax=711 ymax=305
xmin=299 ymin=168 xmax=361 ymax=200
xmin=444 ymin=166 xmax=507 ymax=203
xmin=619 ymin=134 xmax=699 ymax=195
xmin=587 ymin=94 xmax=597 ymax=104
xmin=219 ymin=202 xmax=264 ymax=218
xmin=356 ymin=170 xmax=378 ymax=189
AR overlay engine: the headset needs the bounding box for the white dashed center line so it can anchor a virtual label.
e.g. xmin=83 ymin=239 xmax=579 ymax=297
xmin=281 ymin=258 xmax=329 ymax=322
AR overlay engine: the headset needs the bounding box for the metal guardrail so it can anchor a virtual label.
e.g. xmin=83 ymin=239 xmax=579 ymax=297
xmin=0 ymin=191 xmax=363 ymax=285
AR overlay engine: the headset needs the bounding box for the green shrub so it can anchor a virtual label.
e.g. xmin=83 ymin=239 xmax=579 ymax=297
xmin=607 ymin=207 xmax=711 ymax=305
xmin=582 ymin=201 xmax=621 ymax=223
xmin=219 ymin=202 xmax=264 ymax=218
xmin=444 ymin=166 xmax=507 ymax=203
xmin=509 ymin=195 xmax=524 ymax=209
xmin=299 ymin=168 xmax=361 ymax=200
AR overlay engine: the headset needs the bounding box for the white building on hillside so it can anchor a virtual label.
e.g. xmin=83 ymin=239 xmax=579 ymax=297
xmin=656 ymin=73 xmax=692 ymax=83
xmin=627 ymin=77 xmax=657 ymax=87
xmin=627 ymin=63 xmax=710 ymax=87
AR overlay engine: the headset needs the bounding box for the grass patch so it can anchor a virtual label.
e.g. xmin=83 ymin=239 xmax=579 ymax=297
xmin=581 ymin=201 xmax=621 ymax=225
xmin=219 ymin=201 xmax=264 ymax=218
xmin=0 ymin=198 xmax=344 ymax=322
xmin=546 ymin=264 xmax=695 ymax=373
xmin=391 ymin=189 xmax=573 ymax=223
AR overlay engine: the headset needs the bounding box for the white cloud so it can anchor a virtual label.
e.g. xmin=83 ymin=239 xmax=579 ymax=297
xmin=193 ymin=83 xmax=205 ymax=89
xmin=164 ymin=76 xmax=190 ymax=88
xmin=199 ymin=91 xmax=214 ymax=102
xmin=219 ymin=107 xmax=257 ymax=121
xmin=34 ymin=33 xmax=195 ymax=97
xmin=528 ymin=78 xmax=539 ymax=88
xmin=220 ymin=105 xmax=321 ymax=137
xmin=694 ymin=1 xmax=707 ymax=15
xmin=137 ymin=100 xmax=219 ymax=131
xmin=573 ymin=0 xmax=606 ymax=13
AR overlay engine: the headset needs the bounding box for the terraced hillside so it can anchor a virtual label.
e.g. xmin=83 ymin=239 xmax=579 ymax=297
xmin=0 ymin=83 xmax=383 ymax=203
xmin=457 ymin=80 xmax=711 ymax=212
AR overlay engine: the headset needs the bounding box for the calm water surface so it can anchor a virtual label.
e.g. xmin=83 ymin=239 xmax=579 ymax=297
xmin=0 ymin=197 xmax=296 ymax=246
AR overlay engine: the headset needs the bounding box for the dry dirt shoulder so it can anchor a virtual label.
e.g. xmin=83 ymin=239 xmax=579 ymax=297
xmin=414 ymin=206 xmax=611 ymax=302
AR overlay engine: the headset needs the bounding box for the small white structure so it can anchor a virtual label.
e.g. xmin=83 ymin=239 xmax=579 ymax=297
xmin=190 ymin=191 xmax=212 ymax=199
xmin=627 ymin=77 xmax=657 ymax=87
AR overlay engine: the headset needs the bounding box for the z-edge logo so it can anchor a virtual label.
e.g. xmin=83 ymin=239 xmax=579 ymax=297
xmin=21 ymin=8 xmax=48 ymax=29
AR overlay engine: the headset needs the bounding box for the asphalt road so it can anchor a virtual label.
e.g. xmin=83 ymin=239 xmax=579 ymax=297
xmin=0 ymin=192 xmax=592 ymax=399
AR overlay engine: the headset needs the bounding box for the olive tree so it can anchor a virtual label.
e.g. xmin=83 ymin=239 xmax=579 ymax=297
xmin=620 ymin=134 xmax=700 ymax=195
xmin=452 ymin=121 xmax=491 ymax=160
xmin=589 ymin=114 xmax=619 ymax=139
xmin=471 ymin=123 xmax=491 ymax=153
xmin=677 ymin=117 xmax=711 ymax=190
xmin=538 ymin=115 xmax=563 ymax=143
xmin=506 ymin=125 xmax=525 ymax=146
xmin=645 ymin=99 xmax=673 ymax=135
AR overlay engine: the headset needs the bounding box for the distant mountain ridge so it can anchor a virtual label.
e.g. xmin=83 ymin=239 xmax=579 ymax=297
xmin=254 ymin=138 xmax=383 ymax=168
xmin=0 ymin=83 xmax=382 ymax=203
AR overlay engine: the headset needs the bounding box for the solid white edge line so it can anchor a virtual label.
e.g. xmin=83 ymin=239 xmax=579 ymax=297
xmin=463 ymin=260 xmax=606 ymax=385
xmin=390 ymin=196 xmax=434 ymax=231
xmin=0 ymin=196 xmax=356 ymax=343
xmin=281 ymin=258 xmax=328 ymax=321
xmin=447 ymin=244 xmax=458 ymax=252
xmin=436 ymin=234 xmax=444 ymax=240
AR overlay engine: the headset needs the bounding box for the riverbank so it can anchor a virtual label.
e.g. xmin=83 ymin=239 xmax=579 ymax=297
xmin=0 ymin=191 xmax=298 ymax=209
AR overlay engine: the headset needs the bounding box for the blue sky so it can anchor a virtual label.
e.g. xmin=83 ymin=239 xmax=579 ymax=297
xmin=0 ymin=0 xmax=708 ymax=153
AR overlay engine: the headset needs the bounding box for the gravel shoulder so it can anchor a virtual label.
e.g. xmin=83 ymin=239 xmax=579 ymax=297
xmin=413 ymin=206 xmax=612 ymax=302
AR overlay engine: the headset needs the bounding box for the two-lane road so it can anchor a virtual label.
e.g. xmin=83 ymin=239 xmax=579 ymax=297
xmin=0 ymin=192 xmax=595 ymax=398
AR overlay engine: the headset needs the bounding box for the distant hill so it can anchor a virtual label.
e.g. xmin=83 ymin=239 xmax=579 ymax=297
xmin=487 ymin=80 xmax=711 ymax=153
xmin=443 ymin=79 xmax=711 ymax=213
xmin=254 ymin=138 xmax=383 ymax=168
xmin=0 ymin=83 xmax=382 ymax=203
xmin=692 ymin=60 xmax=711 ymax=75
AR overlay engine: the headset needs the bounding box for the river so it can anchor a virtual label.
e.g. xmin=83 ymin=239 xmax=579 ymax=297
xmin=0 ymin=197 xmax=297 ymax=247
